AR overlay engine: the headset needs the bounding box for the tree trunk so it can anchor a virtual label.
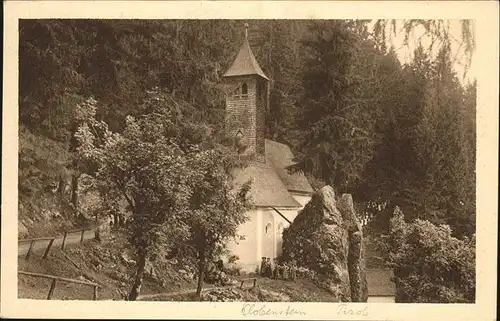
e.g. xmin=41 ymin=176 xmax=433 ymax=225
xmin=94 ymin=212 xmax=101 ymax=243
xmin=196 ymin=250 xmax=206 ymax=300
xmin=71 ymin=173 xmax=79 ymax=210
xmin=128 ymin=250 xmax=147 ymax=301
xmin=57 ymin=175 xmax=67 ymax=197
xmin=94 ymin=228 xmax=101 ymax=243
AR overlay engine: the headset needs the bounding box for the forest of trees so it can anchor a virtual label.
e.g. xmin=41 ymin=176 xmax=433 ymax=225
xmin=18 ymin=19 xmax=476 ymax=302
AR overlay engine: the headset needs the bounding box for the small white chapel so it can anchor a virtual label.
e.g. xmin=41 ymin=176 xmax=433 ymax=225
xmin=222 ymin=24 xmax=314 ymax=273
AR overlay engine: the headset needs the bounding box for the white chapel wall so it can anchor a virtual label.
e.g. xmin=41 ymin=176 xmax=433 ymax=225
xmin=261 ymin=210 xmax=276 ymax=260
xmin=272 ymin=193 xmax=312 ymax=258
xmin=273 ymin=207 xmax=304 ymax=257
xmin=226 ymin=194 xmax=313 ymax=272
xmin=291 ymin=193 xmax=312 ymax=207
xmin=226 ymin=209 xmax=261 ymax=273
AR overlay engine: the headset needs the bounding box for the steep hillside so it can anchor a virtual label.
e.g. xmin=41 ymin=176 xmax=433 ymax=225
xmin=18 ymin=125 xmax=77 ymax=238
xmin=18 ymin=124 xmax=106 ymax=238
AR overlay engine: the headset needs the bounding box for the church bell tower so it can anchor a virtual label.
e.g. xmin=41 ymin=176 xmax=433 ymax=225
xmin=222 ymin=23 xmax=269 ymax=162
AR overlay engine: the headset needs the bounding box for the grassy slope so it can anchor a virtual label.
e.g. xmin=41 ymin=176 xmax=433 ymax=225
xmin=148 ymin=275 xmax=340 ymax=302
xmin=248 ymin=276 xmax=341 ymax=302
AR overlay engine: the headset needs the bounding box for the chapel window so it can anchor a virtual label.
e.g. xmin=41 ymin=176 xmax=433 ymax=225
xmin=265 ymin=223 xmax=272 ymax=235
xmin=241 ymin=83 xmax=248 ymax=95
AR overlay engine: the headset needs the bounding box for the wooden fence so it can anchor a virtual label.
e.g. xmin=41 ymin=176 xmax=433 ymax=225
xmin=18 ymin=270 xmax=100 ymax=300
xmin=238 ymin=277 xmax=257 ymax=289
xmin=61 ymin=227 xmax=94 ymax=250
xmin=18 ymin=227 xmax=95 ymax=260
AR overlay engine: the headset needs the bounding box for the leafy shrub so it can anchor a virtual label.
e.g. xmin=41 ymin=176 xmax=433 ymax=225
xmin=296 ymin=266 xmax=316 ymax=279
xmin=387 ymin=207 xmax=475 ymax=303
xmin=201 ymin=287 xmax=245 ymax=302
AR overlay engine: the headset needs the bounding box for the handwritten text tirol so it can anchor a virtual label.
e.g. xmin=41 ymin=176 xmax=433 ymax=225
xmin=337 ymin=304 xmax=369 ymax=316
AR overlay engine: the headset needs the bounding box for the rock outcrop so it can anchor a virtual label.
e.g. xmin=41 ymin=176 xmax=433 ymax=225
xmin=338 ymin=194 xmax=368 ymax=302
xmin=282 ymin=185 xmax=367 ymax=302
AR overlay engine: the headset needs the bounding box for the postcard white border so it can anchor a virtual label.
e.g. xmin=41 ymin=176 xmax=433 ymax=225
xmin=2 ymin=1 xmax=498 ymax=320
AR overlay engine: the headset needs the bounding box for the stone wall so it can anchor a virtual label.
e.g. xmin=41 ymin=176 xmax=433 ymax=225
xmin=255 ymin=78 xmax=267 ymax=158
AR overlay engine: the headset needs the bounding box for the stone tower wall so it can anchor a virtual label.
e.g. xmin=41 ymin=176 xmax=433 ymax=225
xmin=225 ymin=76 xmax=260 ymax=158
xmin=255 ymin=78 xmax=267 ymax=161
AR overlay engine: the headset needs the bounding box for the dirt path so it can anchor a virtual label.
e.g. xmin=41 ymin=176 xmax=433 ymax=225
xmin=18 ymin=229 xmax=96 ymax=257
xmin=137 ymin=284 xmax=220 ymax=300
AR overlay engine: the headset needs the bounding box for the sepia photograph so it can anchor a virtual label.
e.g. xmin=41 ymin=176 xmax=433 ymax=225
xmin=2 ymin=1 xmax=498 ymax=320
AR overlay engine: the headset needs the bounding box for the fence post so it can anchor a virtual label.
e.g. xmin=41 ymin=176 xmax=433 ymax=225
xmin=42 ymin=237 xmax=56 ymax=259
xmin=25 ymin=240 xmax=35 ymax=260
xmin=93 ymin=285 xmax=98 ymax=300
xmin=42 ymin=238 xmax=55 ymax=259
xmin=80 ymin=229 xmax=85 ymax=244
xmin=47 ymin=279 xmax=57 ymax=300
xmin=61 ymin=232 xmax=68 ymax=250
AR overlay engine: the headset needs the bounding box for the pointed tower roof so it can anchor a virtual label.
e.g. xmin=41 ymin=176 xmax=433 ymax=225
xmin=223 ymin=23 xmax=269 ymax=80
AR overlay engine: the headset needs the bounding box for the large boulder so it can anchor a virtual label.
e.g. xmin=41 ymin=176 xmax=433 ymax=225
xmin=282 ymin=186 xmax=367 ymax=302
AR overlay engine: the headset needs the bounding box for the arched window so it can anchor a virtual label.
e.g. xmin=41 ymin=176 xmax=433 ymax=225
xmin=241 ymin=83 xmax=248 ymax=96
xmin=265 ymin=223 xmax=272 ymax=235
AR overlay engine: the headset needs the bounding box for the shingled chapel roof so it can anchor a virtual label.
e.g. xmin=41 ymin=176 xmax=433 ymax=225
xmin=233 ymin=161 xmax=301 ymax=208
xmin=265 ymin=140 xmax=314 ymax=195
xmin=223 ymin=38 xmax=269 ymax=80
xmin=232 ymin=140 xmax=314 ymax=208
